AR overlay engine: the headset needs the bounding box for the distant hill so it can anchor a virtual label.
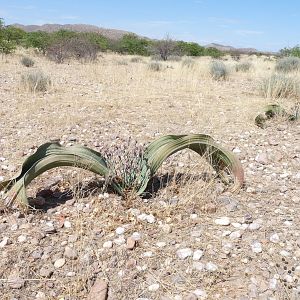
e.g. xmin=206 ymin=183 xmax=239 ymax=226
xmin=11 ymin=23 xmax=263 ymax=53
xmin=205 ymin=43 xmax=258 ymax=54
xmin=11 ymin=23 xmax=133 ymax=40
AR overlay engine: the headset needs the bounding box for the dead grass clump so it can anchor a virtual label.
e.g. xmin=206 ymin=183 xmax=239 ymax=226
xmin=130 ymin=56 xmax=143 ymax=63
xmin=235 ymin=61 xmax=252 ymax=72
xmin=181 ymin=57 xmax=195 ymax=68
xmin=20 ymin=56 xmax=35 ymax=67
xmin=260 ymin=74 xmax=300 ymax=99
xmin=116 ymin=59 xmax=128 ymax=65
xmin=148 ymin=61 xmax=163 ymax=72
xmin=210 ymin=60 xmax=228 ymax=80
xmin=21 ymin=70 xmax=51 ymax=92
xmin=275 ymin=56 xmax=300 ymax=73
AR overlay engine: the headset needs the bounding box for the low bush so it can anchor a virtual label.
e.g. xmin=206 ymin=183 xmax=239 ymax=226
xmin=235 ymin=61 xmax=252 ymax=72
xmin=260 ymin=74 xmax=299 ymax=98
xmin=210 ymin=60 xmax=228 ymax=80
xmin=20 ymin=56 xmax=34 ymax=67
xmin=148 ymin=61 xmax=163 ymax=71
xmin=275 ymin=57 xmax=300 ymax=73
xmin=130 ymin=56 xmax=143 ymax=63
xmin=21 ymin=70 xmax=51 ymax=92
xmin=181 ymin=57 xmax=195 ymax=68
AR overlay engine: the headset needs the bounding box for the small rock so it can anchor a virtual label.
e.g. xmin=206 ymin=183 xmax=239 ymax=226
xmin=64 ymin=220 xmax=72 ymax=228
xmin=87 ymin=278 xmax=108 ymax=300
xmin=214 ymin=217 xmax=230 ymax=226
xmin=229 ymin=230 xmax=242 ymax=240
xmin=39 ymin=266 xmax=54 ymax=278
xmin=7 ymin=275 xmax=25 ymax=289
xmin=270 ymin=233 xmax=280 ymax=243
xmin=148 ymin=283 xmax=160 ymax=292
xmin=193 ymin=289 xmax=207 ymax=299
xmin=161 ymin=224 xmax=172 ymax=233
xmin=66 ymin=271 xmax=76 ymax=277
xmin=200 ymin=203 xmax=217 ymax=213
xmin=114 ymin=236 xmax=126 ymax=245
xmin=193 ymin=250 xmax=204 ymax=261
xmin=185 ymin=293 xmax=198 ymax=300
xmin=255 ymin=153 xmax=269 ymax=165
xmin=176 ymin=248 xmax=193 ymax=259
xmin=54 ymin=258 xmax=66 ymax=268
xmin=115 ymin=227 xmax=125 ymax=235
xmin=205 ymin=262 xmax=218 ymax=272
xmin=143 ymin=251 xmax=153 ymax=257
xmin=126 ymin=237 xmax=136 ymax=250
xmin=0 ymin=236 xmax=9 ymax=248
xmin=156 ymin=241 xmax=167 ymax=248
xmin=251 ymin=241 xmax=262 ymax=253
xmin=192 ymin=262 xmax=205 ymax=271
xmin=280 ymin=250 xmax=290 ymax=257
xmin=131 ymin=232 xmax=142 ymax=241
xmin=249 ymin=222 xmax=261 ymax=230
xmin=64 ymin=246 xmax=78 ymax=259
xmin=36 ymin=291 xmax=46 ymax=299
xmin=103 ymin=241 xmax=113 ymax=249
xmin=17 ymin=235 xmax=27 ymax=243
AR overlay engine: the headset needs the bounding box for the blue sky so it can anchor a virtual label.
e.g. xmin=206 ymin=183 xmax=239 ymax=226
xmin=0 ymin=0 xmax=299 ymax=51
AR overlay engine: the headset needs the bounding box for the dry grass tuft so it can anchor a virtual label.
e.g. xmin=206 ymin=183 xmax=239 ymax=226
xmin=21 ymin=70 xmax=51 ymax=92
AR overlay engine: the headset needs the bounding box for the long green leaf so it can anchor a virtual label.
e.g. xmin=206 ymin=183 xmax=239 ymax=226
xmin=136 ymin=134 xmax=244 ymax=194
xmin=0 ymin=142 xmax=122 ymax=208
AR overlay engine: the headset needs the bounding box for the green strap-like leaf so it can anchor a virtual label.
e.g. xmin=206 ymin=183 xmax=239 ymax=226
xmin=0 ymin=143 xmax=122 ymax=208
xmin=136 ymin=134 xmax=244 ymax=194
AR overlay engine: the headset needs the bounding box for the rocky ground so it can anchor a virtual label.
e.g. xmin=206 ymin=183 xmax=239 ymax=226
xmin=0 ymin=53 xmax=300 ymax=299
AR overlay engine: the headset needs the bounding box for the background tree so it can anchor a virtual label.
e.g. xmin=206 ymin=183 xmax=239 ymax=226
xmin=0 ymin=18 xmax=17 ymax=56
xmin=153 ymin=34 xmax=178 ymax=60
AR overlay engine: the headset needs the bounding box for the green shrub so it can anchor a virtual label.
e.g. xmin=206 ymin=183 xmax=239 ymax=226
xmin=181 ymin=57 xmax=195 ymax=68
xmin=275 ymin=57 xmax=300 ymax=73
xmin=260 ymin=74 xmax=299 ymax=98
xmin=235 ymin=61 xmax=252 ymax=72
xmin=148 ymin=61 xmax=163 ymax=71
xmin=210 ymin=60 xmax=228 ymax=80
xmin=21 ymin=70 xmax=51 ymax=92
xmin=20 ymin=56 xmax=34 ymax=67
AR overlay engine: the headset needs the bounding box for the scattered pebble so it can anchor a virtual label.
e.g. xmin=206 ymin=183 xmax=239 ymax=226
xmin=193 ymin=250 xmax=204 ymax=261
xmin=54 ymin=258 xmax=66 ymax=268
xmin=214 ymin=217 xmax=230 ymax=226
xmin=176 ymin=248 xmax=193 ymax=259
xmin=103 ymin=241 xmax=113 ymax=249
xmin=148 ymin=283 xmax=160 ymax=292
xmin=251 ymin=241 xmax=262 ymax=253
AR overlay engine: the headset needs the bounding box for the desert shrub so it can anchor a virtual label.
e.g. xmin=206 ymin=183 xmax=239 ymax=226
xmin=116 ymin=59 xmax=128 ymax=65
xmin=21 ymin=70 xmax=51 ymax=92
xmin=130 ymin=56 xmax=143 ymax=63
xmin=168 ymin=55 xmax=182 ymax=62
xmin=210 ymin=60 xmax=228 ymax=80
xmin=46 ymin=33 xmax=98 ymax=63
xmin=181 ymin=57 xmax=195 ymax=68
xmin=20 ymin=56 xmax=34 ymax=67
xmin=260 ymin=74 xmax=299 ymax=98
xmin=148 ymin=61 xmax=163 ymax=71
xmin=235 ymin=61 xmax=252 ymax=72
xmin=280 ymin=46 xmax=300 ymax=58
xmin=275 ymin=57 xmax=300 ymax=73
xmin=178 ymin=41 xmax=206 ymax=56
